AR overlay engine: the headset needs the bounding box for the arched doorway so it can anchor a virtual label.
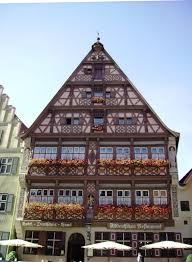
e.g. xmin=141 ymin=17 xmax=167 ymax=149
xmin=67 ymin=233 xmax=85 ymax=262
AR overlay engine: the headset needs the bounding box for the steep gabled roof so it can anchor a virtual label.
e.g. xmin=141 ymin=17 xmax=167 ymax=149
xmin=179 ymin=168 xmax=192 ymax=186
xmin=22 ymin=40 xmax=180 ymax=141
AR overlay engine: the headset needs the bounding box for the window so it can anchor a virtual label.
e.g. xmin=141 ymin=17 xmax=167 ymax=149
xmin=116 ymin=232 xmax=132 ymax=257
xmin=0 ymin=231 xmax=9 ymax=258
xmin=94 ymin=117 xmax=104 ymax=126
xmin=58 ymin=189 xmax=83 ymax=204
xmin=183 ymin=238 xmax=192 ymax=245
xmin=117 ymin=190 xmax=131 ymax=206
xmin=126 ymin=117 xmax=135 ymax=125
xmin=100 ymin=147 xmax=113 ymax=160
xmin=94 ymin=65 xmax=103 ymax=80
xmin=106 ymin=92 xmax=111 ymax=98
xmin=66 ymin=118 xmax=72 ymax=125
xmin=184 ymin=220 xmax=188 ymax=225
xmin=94 ymin=232 xmax=110 ymax=256
xmin=29 ymin=189 xmax=54 ymax=204
xmin=64 ymin=117 xmax=81 ymax=125
xmin=46 ymin=232 xmax=63 ymax=256
xmin=73 ymin=118 xmax=80 ymax=125
xmin=99 ymin=190 xmax=113 ymax=205
xmin=118 ymin=118 xmax=125 ymax=125
xmin=24 ymin=231 xmax=39 ymax=254
xmin=0 ymin=194 xmax=13 ymax=212
xmin=94 ymin=90 xmax=103 ymax=97
xmin=134 ymin=147 xmax=148 ymax=160
xmin=118 ymin=118 xmax=135 ymax=125
xmin=86 ymin=92 xmax=92 ymax=98
xmin=153 ymin=190 xmax=167 ymax=205
xmin=138 ymin=233 xmax=153 ymax=257
xmin=33 ymin=147 xmax=57 ymax=160
xmin=135 ymin=190 xmax=149 ymax=205
xmin=116 ymin=147 xmax=130 ymax=160
xmin=61 ymin=147 xmax=85 ymax=160
xmin=180 ymin=201 xmax=190 ymax=211
xmin=0 ymin=158 xmax=13 ymax=174
xmin=151 ymin=147 xmax=165 ymax=160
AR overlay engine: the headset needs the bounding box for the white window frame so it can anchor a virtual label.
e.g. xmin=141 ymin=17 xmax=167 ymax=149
xmin=153 ymin=190 xmax=167 ymax=205
xmin=0 ymin=158 xmax=13 ymax=174
xmin=116 ymin=147 xmax=130 ymax=160
xmin=100 ymin=147 xmax=113 ymax=160
xmin=58 ymin=189 xmax=83 ymax=204
xmin=61 ymin=146 xmax=85 ymax=160
xmin=29 ymin=189 xmax=54 ymax=204
xmin=135 ymin=190 xmax=150 ymax=205
xmin=99 ymin=190 xmax=113 ymax=205
xmin=151 ymin=147 xmax=165 ymax=160
xmin=117 ymin=190 xmax=131 ymax=206
xmin=134 ymin=147 xmax=148 ymax=160
xmin=33 ymin=147 xmax=57 ymax=160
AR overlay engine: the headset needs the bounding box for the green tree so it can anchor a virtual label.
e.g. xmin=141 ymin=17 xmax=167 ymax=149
xmin=6 ymin=251 xmax=17 ymax=261
xmin=186 ymin=254 xmax=192 ymax=262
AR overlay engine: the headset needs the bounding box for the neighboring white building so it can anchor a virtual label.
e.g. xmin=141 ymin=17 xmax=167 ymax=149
xmin=0 ymin=85 xmax=26 ymax=258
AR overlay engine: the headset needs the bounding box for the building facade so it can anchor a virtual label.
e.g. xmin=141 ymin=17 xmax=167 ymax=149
xmin=15 ymin=40 xmax=182 ymax=262
xmin=178 ymin=169 xmax=192 ymax=248
xmin=0 ymin=85 xmax=26 ymax=258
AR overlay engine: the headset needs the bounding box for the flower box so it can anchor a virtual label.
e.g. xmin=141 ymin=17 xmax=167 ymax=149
xmin=29 ymin=159 xmax=87 ymax=168
xmin=98 ymin=159 xmax=169 ymax=168
xmin=95 ymin=205 xmax=133 ymax=221
xmin=91 ymin=97 xmax=105 ymax=104
xmin=92 ymin=125 xmax=105 ymax=132
xmin=24 ymin=202 xmax=85 ymax=220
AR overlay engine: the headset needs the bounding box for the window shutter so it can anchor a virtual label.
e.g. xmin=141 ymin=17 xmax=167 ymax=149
xmin=0 ymin=130 xmax=4 ymax=144
xmin=60 ymin=232 xmax=66 ymax=255
xmin=11 ymin=157 xmax=19 ymax=175
xmin=6 ymin=194 xmax=14 ymax=212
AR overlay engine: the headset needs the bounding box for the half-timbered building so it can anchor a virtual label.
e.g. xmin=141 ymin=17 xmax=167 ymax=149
xmin=15 ymin=39 xmax=182 ymax=262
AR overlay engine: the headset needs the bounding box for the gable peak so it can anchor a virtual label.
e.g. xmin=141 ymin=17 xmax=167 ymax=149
xmin=92 ymin=37 xmax=104 ymax=52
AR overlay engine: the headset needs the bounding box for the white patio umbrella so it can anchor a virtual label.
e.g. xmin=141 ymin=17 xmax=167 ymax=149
xmin=0 ymin=239 xmax=43 ymax=248
xmin=141 ymin=240 xmax=192 ymax=262
xmin=82 ymin=241 xmax=132 ymax=262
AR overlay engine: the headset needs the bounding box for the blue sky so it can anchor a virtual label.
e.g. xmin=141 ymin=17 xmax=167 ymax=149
xmin=0 ymin=1 xmax=191 ymax=178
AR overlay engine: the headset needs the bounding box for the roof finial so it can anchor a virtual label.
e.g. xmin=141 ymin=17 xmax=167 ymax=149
xmin=97 ymin=31 xmax=100 ymax=42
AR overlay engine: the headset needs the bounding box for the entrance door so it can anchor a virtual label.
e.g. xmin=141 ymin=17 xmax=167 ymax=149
xmin=67 ymin=233 xmax=85 ymax=262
